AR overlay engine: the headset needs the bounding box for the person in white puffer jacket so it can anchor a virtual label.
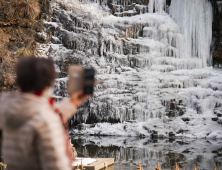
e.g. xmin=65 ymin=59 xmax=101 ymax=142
xmin=0 ymin=56 xmax=89 ymax=170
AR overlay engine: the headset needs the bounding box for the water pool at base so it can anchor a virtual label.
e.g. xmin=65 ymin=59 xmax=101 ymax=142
xmin=71 ymin=136 xmax=222 ymax=170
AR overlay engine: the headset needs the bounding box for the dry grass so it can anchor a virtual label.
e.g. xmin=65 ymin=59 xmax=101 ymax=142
xmin=0 ymin=0 xmax=44 ymax=92
xmin=15 ymin=0 xmax=40 ymax=20
xmin=15 ymin=47 xmax=36 ymax=58
xmin=0 ymin=0 xmax=40 ymax=24
xmin=0 ymin=0 xmax=49 ymax=92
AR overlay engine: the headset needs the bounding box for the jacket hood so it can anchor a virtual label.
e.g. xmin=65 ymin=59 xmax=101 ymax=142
xmin=0 ymin=93 xmax=48 ymax=130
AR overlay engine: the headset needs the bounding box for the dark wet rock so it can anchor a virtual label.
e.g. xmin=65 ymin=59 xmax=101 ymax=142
xmin=158 ymin=134 xmax=165 ymax=139
xmin=166 ymin=0 xmax=171 ymax=6
xmin=212 ymin=0 xmax=222 ymax=66
xmin=170 ymin=102 xmax=175 ymax=110
xmin=169 ymin=131 xmax=175 ymax=138
xmin=123 ymin=125 xmax=128 ymax=131
xmin=212 ymin=150 xmax=218 ymax=154
xmin=89 ymin=124 xmax=96 ymax=128
xmin=164 ymin=99 xmax=186 ymax=118
xmin=182 ymin=149 xmax=190 ymax=153
xmin=35 ymin=33 xmax=47 ymax=43
xmin=176 ymin=129 xmax=189 ymax=134
xmin=168 ymin=138 xmax=175 ymax=143
xmin=176 ymin=140 xmax=189 ymax=145
xmin=182 ymin=117 xmax=190 ymax=122
xmin=217 ymin=113 xmax=222 ymax=117
xmin=77 ymin=124 xmax=86 ymax=130
xmin=151 ymin=130 xmax=158 ymax=140
xmin=212 ymin=117 xmax=219 ymax=121
xmin=127 ymin=120 xmax=138 ymax=123
xmin=143 ymin=126 xmax=151 ymax=133
xmin=218 ymin=118 xmax=222 ymax=124
xmin=139 ymin=133 xmax=146 ymax=138
xmin=214 ymin=107 xmax=222 ymax=115
xmin=166 ymin=111 xmax=175 ymax=117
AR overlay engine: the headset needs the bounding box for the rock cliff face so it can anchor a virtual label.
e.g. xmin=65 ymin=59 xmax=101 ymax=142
xmin=213 ymin=0 xmax=222 ymax=66
xmin=0 ymin=0 xmax=49 ymax=92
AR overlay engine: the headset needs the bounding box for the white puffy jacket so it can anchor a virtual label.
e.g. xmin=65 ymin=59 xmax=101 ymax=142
xmin=0 ymin=92 xmax=76 ymax=170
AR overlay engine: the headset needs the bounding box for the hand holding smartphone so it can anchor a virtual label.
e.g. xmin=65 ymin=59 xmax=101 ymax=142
xmin=67 ymin=65 xmax=95 ymax=95
xmin=67 ymin=65 xmax=95 ymax=107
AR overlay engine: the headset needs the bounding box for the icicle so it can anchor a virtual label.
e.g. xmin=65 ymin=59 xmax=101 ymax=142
xmin=149 ymin=0 xmax=166 ymax=13
xmin=148 ymin=0 xmax=154 ymax=13
xmin=170 ymin=0 xmax=213 ymax=67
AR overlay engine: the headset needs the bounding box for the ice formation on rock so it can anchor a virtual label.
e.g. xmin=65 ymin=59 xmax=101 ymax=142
xmin=170 ymin=0 xmax=213 ymax=67
xmin=38 ymin=0 xmax=222 ymax=138
xmin=149 ymin=0 xmax=166 ymax=14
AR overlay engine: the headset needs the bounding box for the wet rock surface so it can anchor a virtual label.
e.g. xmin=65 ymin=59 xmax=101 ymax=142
xmin=214 ymin=107 xmax=222 ymax=124
xmin=213 ymin=0 xmax=222 ymax=66
xmin=182 ymin=117 xmax=190 ymax=122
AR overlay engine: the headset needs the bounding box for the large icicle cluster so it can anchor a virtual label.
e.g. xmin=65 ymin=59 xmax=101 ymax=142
xmin=170 ymin=0 xmax=213 ymax=67
xmin=38 ymin=0 xmax=222 ymax=138
xmin=149 ymin=0 xmax=166 ymax=13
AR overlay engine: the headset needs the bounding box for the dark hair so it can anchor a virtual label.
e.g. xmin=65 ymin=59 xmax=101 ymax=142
xmin=16 ymin=56 xmax=57 ymax=92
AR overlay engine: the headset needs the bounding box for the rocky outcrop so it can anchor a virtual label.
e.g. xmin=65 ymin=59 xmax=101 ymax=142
xmin=213 ymin=26 xmax=222 ymax=66
xmin=212 ymin=0 xmax=222 ymax=66
xmin=0 ymin=0 xmax=50 ymax=92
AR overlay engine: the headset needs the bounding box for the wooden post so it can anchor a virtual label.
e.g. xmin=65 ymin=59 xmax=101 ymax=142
xmin=75 ymin=164 xmax=81 ymax=170
xmin=214 ymin=164 xmax=218 ymax=170
xmin=80 ymin=159 xmax=85 ymax=170
xmin=194 ymin=164 xmax=196 ymax=170
xmin=137 ymin=161 xmax=143 ymax=170
xmin=0 ymin=162 xmax=7 ymax=170
xmin=155 ymin=162 xmax=161 ymax=170
xmin=193 ymin=164 xmax=201 ymax=170
xmin=175 ymin=163 xmax=180 ymax=170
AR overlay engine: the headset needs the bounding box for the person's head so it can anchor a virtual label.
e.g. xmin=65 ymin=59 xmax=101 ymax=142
xmin=16 ymin=56 xmax=57 ymax=94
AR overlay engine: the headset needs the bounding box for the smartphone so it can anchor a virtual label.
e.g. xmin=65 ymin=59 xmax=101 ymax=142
xmin=67 ymin=65 xmax=95 ymax=95
xmin=84 ymin=68 xmax=95 ymax=94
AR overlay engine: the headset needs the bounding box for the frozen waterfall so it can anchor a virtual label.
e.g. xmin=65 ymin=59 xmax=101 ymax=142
xmin=39 ymin=0 xmax=222 ymax=138
xmin=149 ymin=0 xmax=166 ymax=14
xmin=170 ymin=0 xmax=213 ymax=67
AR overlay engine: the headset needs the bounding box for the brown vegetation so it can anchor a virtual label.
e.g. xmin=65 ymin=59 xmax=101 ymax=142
xmin=0 ymin=0 xmax=50 ymax=92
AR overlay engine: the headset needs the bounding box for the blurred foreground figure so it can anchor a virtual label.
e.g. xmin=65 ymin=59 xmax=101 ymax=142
xmin=0 ymin=57 xmax=89 ymax=170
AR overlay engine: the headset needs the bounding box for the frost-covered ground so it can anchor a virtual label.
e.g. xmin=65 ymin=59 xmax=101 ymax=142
xmin=71 ymin=136 xmax=222 ymax=170
xmin=38 ymin=0 xmax=222 ymax=139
